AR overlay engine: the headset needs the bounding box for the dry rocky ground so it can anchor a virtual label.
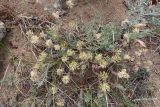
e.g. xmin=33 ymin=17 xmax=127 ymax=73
xmin=0 ymin=0 xmax=160 ymax=107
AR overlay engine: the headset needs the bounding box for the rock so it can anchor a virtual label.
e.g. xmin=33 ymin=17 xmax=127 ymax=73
xmin=0 ymin=102 xmax=4 ymax=107
xmin=0 ymin=21 xmax=6 ymax=41
xmin=36 ymin=0 xmax=66 ymax=14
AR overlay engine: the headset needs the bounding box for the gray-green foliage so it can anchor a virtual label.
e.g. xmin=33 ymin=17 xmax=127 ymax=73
xmin=81 ymin=22 xmax=122 ymax=51
xmin=83 ymin=91 xmax=107 ymax=107
xmin=99 ymin=23 xmax=122 ymax=50
xmin=146 ymin=4 xmax=160 ymax=34
xmin=128 ymin=0 xmax=150 ymax=24
xmin=129 ymin=0 xmax=160 ymax=25
xmin=125 ymin=0 xmax=160 ymax=39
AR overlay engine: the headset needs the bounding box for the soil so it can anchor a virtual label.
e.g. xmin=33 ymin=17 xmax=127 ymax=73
xmin=61 ymin=0 xmax=128 ymax=27
xmin=128 ymin=37 xmax=160 ymax=107
xmin=0 ymin=0 xmax=160 ymax=107
xmin=145 ymin=38 xmax=160 ymax=107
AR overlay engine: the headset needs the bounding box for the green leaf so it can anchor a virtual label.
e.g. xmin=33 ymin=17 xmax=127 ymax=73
xmin=115 ymin=84 xmax=126 ymax=91
xmin=84 ymin=92 xmax=92 ymax=103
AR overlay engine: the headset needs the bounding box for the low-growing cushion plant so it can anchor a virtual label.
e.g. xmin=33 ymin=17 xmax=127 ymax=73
xmin=10 ymin=0 xmax=160 ymax=106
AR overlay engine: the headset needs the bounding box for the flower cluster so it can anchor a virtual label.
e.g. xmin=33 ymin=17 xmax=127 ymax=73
xmin=69 ymin=61 xmax=78 ymax=71
xmin=45 ymin=39 xmax=53 ymax=48
xmin=79 ymin=51 xmax=93 ymax=61
xmin=112 ymin=49 xmax=122 ymax=62
xmin=30 ymin=52 xmax=47 ymax=82
xmin=26 ymin=30 xmax=40 ymax=44
xmin=99 ymin=71 xmax=108 ymax=81
xmin=66 ymin=49 xmax=75 ymax=56
xmin=95 ymin=54 xmax=108 ymax=68
xmin=66 ymin=0 xmax=75 ymax=9
xmin=62 ymin=75 xmax=70 ymax=84
xmin=117 ymin=69 xmax=130 ymax=79
xmin=123 ymin=54 xmax=131 ymax=60
xmin=76 ymin=40 xmax=85 ymax=50
xmin=56 ymin=98 xmax=65 ymax=107
xmin=56 ymin=68 xmax=64 ymax=76
xmin=61 ymin=56 xmax=69 ymax=62
xmin=51 ymin=84 xmax=58 ymax=95
xmin=99 ymin=82 xmax=110 ymax=92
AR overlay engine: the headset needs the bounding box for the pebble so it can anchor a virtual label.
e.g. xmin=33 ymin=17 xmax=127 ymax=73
xmin=0 ymin=21 xmax=6 ymax=41
xmin=0 ymin=102 xmax=4 ymax=107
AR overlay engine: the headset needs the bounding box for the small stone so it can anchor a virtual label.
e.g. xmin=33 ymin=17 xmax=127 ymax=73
xmin=0 ymin=102 xmax=4 ymax=107
xmin=0 ymin=21 xmax=6 ymax=41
